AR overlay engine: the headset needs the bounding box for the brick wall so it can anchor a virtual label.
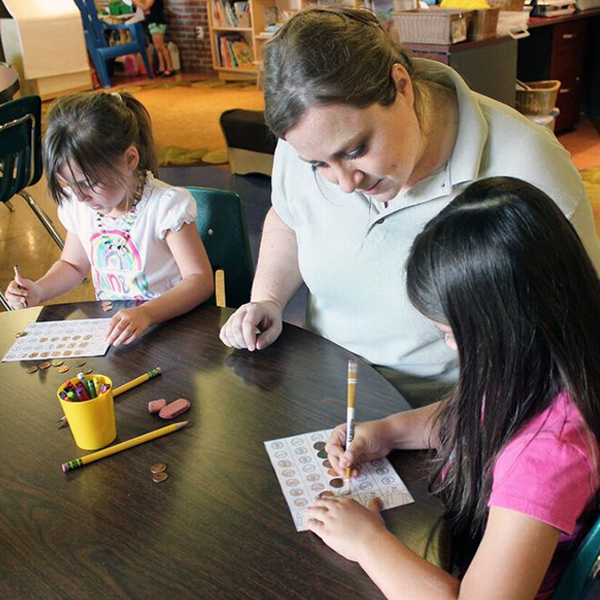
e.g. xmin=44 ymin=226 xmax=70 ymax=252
xmin=164 ymin=0 xmax=214 ymax=73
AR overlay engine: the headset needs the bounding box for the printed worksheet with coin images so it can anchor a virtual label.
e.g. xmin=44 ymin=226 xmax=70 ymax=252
xmin=264 ymin=429 xmax=414 ymax=532
xmin=3 ymin=319 xmax=112 ymax=362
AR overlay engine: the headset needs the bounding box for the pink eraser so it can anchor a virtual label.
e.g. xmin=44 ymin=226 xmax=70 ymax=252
xmin=148 ymin=398 xmax=167 ymax=413
xmin=158 ymin=398 xmax=191 ymax=420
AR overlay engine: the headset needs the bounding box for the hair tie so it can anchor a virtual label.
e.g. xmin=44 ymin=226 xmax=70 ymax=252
xmin=111 ymin=92 xmax=123 ymax=102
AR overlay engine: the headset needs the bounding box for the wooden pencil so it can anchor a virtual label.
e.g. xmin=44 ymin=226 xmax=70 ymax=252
xmin=342 ymin=359 xmax=358 ymax=495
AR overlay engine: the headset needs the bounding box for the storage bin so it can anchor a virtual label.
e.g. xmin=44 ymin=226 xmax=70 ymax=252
xmin=392 ymin=9 xmax=471 ymax=44
xmin=468 ymin=8 xmax=499 ymax=40
xmin=515 ymin=80 xmax=561 ymax=115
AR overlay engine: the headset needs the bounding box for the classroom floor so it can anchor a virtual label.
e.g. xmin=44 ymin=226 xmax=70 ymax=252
xmin=1 ymin=112 xmax=598 ymax=324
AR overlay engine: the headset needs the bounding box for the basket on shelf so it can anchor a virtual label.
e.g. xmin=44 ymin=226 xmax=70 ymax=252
xmin=515 ymin=80 xmax=561 ymax=115
xmin=468 ymin=7 xmax=500 ymax=40
xmin=392 ymin=9 xmax=471 ymax=44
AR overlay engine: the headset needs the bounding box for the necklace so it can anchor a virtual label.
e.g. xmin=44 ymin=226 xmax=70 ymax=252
xmin=95 ymin=171 xmax=146 ymax=252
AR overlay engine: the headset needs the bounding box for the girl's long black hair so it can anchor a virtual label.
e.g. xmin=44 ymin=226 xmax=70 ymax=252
xmin=406 ymin=177 xmax=600 ymax=564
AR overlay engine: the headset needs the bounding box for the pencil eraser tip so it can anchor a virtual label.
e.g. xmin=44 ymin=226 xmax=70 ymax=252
xmin=61 ymin=463 xmax=68 ymax=473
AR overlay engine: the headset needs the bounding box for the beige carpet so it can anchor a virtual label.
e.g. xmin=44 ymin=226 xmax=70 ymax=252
xmin=42 ymin=80 xmax=265 ymax=166
xmin=581 ymin=166 xmax=600 ymax=236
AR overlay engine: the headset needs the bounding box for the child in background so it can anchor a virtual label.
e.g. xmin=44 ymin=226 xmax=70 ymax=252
xmin=308 ymin=177 xmax=600 ymax=600
xmin=132 ymin=0 xmax=175 ymax=77
xmin=5 ymin=92 xmax=213 ymax=347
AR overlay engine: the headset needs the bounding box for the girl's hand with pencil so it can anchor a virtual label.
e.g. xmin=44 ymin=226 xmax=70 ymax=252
xmin=326 ymin=418 xmax=397 ymax=478
xmin=306 ymin=495 xmax=385 ymax=562
xmin=5 ymin=274 xmax=43 ymax=309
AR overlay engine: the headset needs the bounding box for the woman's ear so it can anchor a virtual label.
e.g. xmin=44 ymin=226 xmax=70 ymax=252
xmin=123 ymin=145 xmax=140 ymax=172
xmin=391 ymin=63 xmax=414 ymax=106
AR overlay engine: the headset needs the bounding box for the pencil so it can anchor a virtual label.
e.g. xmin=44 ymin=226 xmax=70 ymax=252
xmin=215 ymin=269 xmax=226 ymax=308
xmin=342 ymin=359 xmax=358 ymax=495
xmin=58 ymin=367 xmax=162 ymax=426
xmin=61 ymin=421 xmax=188 ymax=472
xmin=13 ymin=264 xmax=28 ymax=308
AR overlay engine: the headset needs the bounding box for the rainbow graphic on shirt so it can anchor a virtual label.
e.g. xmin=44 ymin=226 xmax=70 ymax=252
xmin=90 ymin=230 xmax=155 ymax=300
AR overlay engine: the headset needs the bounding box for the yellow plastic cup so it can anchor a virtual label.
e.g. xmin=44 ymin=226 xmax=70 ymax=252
xmin=58 ymin=375 xmax=117 ymax=450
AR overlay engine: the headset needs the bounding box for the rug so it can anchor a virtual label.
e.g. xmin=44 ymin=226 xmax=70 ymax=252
xmin=41 ymin=79 xmax=265 ymax=167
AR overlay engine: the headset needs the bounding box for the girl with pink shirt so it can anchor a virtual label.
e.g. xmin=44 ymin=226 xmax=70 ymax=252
xmin=309 ymin=177 xmax=600 ymax=600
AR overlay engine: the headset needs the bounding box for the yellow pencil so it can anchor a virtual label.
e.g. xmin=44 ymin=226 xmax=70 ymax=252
xmin=61 ymin=421 xmax=189 ymax=472
xmin=13 ymin=264 xmax=27 ymax=308
xmin=215 ymin=269 xmax=226 ymax=308
xmin=342 ymin=359 xmax=358 ymax=495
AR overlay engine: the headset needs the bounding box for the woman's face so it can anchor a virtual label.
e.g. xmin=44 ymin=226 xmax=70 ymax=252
xmin=285 ymin=66 xmax=423 ymax=203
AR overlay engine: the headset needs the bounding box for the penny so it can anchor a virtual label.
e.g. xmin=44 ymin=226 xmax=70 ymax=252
xmin=84 ymin=368 xmax=93 ymax=375
xmin=26 ymin=366 xmax=39 ymax=374
xmin=57 ymin=365 xmax=70 ymax=374
xmin=151 ymin=463 xmax=167 ymax=474
xmin=15 ymin=331 xmax=23 ymax=338
xmin=39 ymin=361 xmax=52 ymax=370
xmin=329 ymin=478 xmax=344 ymax=488
xmin=152 ymin=472 xmax=169 ymax=483
xmin=101 ymin=304 xmax=113 ymax=312
xmin=74 ymin=361 xmax=86 ymax=367
xmin=52 ymin=360 xmax=64 ymax=367
xmin=313 ymin=441 xmax=326 ymax=451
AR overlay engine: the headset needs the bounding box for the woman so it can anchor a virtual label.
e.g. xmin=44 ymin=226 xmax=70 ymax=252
xmin=219 ymin=7 xmax=600 ymax=407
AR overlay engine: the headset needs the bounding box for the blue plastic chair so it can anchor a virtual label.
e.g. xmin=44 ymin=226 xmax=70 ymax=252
xmin=187 ymin=187 xmax=254 ymax=309
xmin=550 ymin=515 xmax=600 ymax=600
xmin=73 ymin=0 xmax=153 ymax=88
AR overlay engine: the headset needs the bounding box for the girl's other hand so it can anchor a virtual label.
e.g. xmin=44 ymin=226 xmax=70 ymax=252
xmin=5 ymin=277 xmax=43 ymax=309
xmin=219 ymin=300 xmax=283 ymax=351
xmin=326 ymin=419 xmax=397 ymax=477
xmin=306 ymin=496 xmax=386 ymax=562
xmin=106 ymin=306 xmax=153 ymax=347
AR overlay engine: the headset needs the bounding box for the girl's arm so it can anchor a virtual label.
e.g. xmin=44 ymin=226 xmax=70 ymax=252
xmin=219 ymin=207 xmax=304 ymax=351
xmin=5 ymin=232 xmax=89 ymax=308
xmin=106 ymin=222 xmax=213 ymax=346
xmin=307 ymin=503 xmax=559 ymax=600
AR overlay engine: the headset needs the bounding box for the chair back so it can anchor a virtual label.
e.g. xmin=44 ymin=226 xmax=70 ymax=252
xmin=73 ymin=0 xmax=108 ymax=50
xmin=187 ymin=187 xmax=254 ymax=309
xmin=551 ymin=514 xmax=600 ymax=600
xmin=0 ymin=95 xmax=42 ymax=205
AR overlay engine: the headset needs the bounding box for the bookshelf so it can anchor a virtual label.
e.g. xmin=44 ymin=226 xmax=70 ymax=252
xmin=207 ymin=0 xmax=307 ymax=81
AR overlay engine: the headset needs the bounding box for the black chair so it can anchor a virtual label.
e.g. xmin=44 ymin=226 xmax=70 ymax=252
xmin=0 ymin=95 xmax=64 ymax=311
xmin=188 ymin=187 xmax=254 ymax=309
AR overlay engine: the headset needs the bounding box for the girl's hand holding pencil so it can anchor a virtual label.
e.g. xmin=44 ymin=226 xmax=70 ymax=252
xmin=5 ymin=266 xmax=43 ymax=309
xmin=325 ymin=419 xmax=398 ymax=478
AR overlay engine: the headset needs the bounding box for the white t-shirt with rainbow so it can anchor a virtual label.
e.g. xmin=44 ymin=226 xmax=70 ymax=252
xmin=58 ymin=172 xmax=196 ymax=301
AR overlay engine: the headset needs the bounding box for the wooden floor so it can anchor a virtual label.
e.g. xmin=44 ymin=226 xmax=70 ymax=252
xmin=1 ymin=114 xmax=599 ymax=311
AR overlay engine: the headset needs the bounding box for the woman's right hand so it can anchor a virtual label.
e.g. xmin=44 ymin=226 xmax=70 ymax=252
xmin=326 ymin=419 xmax=397 ymax=477
xmin=5 ymin=276 xmax=42 ymax=309
xmin=219 ymin=300 xmax=283 ymax=351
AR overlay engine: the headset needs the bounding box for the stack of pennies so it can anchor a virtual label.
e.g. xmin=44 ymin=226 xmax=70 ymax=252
xmin=39 ymin=361 xmax=52 ymax=370
xmin=26 ymin=365 xmax=39 ymax=374
xmin=151 ymin=463 xmax=168 ymax=483
xmin=101 ymin=301 xmax=113 ymax=313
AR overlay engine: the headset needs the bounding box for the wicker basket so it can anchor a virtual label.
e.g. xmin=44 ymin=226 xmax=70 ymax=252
xmin=487 ymin=0 xmax=525 ymax=10
xmin=515 ymin=80 xmax=561 ymax=115
xmin=392 ymin=9 xmax=470 ymax=45
xmin=468 ymin=8 xmax=499 ymax=41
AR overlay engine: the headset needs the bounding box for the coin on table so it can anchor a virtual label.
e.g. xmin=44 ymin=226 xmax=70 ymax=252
xmin=15 ymin=331 xmax=23 ymax=338
xmin=74 ymin=361 xmax=86 ymax=368
xmin=84 ymin=368 xmax=93 ymax=375
xmin=57 ymin=365 xmax=70 ymax=374
xmin=101 ymin=302 xmax=113 ymax=312
xmin=52 ymin=360 xmax=64 ymax=368
xmin=152 ymin=472 xmax=169 ymax=483
xmin=39 ymin=361 xmax=52 ymax=370
xmin=151 ymin=463 xmax=167 ymax=474
xmin=26 ymin=365 xmax=39 ymax=374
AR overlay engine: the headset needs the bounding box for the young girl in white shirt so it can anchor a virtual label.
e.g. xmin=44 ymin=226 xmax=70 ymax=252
xmin=5 ymin=92 xmax=213 ymax=346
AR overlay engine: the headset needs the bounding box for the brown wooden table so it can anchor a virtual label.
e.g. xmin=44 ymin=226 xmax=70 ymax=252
xmin=0 ymin=302 xmax=449 ymax=600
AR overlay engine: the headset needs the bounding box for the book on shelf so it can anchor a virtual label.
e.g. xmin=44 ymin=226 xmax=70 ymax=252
xmin=216 ymin=33 xmax=254 ymax=69
xmin=211 ymin=0 xmax=250 ymax=28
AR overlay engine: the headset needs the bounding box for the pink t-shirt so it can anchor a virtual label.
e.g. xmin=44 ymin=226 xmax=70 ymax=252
xmin=488 ymin=391 xmax=599 ymax=599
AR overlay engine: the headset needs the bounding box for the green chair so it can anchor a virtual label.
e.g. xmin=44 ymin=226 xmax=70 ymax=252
xmin=0 ymin=95 xmax=64 ymax=311
xmin=550 ymin=515 xmax=600 ymax=600
xmin=187 ymin=186 xmax=254 ymax=309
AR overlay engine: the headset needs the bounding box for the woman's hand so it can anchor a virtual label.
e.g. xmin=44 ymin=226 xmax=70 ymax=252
xmin=106 ymin=305 xmax=153 ymax=347
xmin=5 ymin=276 xmax=43 ymax=309
xmin=326 ymin=419 xmax=397 ymax=477
xmin=219 ymin=300 xmax=283 ymax=351
xmin=306 ymin=496 xmax=386 ymax=562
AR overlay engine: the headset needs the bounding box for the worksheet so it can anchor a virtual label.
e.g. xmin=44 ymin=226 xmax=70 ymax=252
xmin=265 ymin=428 xmax=414 ymax=532
xmin=3 ymin=319 xmax=111 ymax=362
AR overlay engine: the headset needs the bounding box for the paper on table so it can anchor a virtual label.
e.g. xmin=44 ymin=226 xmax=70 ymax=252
xmin=2 ymin=319 xmax=112 ymax=362
xmin=265 ymin=428 xmax=414 ymax=532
